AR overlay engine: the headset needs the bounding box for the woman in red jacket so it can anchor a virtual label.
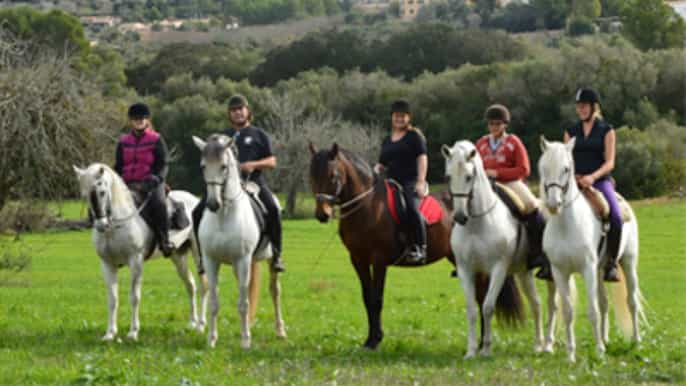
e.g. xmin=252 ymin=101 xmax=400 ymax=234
xmin=475 ymin=104 xmax=551 ymax=280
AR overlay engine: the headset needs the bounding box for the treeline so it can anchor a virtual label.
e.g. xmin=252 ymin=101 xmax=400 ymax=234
xmin=0 ymin=6 xmax=684 ymax=217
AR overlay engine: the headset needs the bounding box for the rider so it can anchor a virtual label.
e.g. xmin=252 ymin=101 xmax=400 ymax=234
xmin=113 ymin=102 xmax=174 ymax=256
xmin=476 ymin=104 xmax=551 ymax=280
xmin=564 ymin=88 xmax=621 ymax=282
xmin=192 ymin=95 xmax=285 ymax=273
xmin=374 ymin=99 xmax=428 ymax=264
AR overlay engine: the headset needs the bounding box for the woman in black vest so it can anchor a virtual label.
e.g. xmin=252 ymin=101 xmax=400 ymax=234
xmin=374 ymin=100 xmax=428 ymax=263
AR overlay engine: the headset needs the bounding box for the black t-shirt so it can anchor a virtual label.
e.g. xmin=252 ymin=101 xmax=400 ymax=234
xmin=565 ymin=119 xmax=613 ymax=179
xmin=378 ymin=130 xmax=427 ymax=185
xmin=224 ymin=125 xmax=274 ymax=184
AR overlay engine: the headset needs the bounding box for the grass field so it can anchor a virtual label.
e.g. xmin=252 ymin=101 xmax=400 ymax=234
xmin=0 ymin=199 xmax=684 ymax=385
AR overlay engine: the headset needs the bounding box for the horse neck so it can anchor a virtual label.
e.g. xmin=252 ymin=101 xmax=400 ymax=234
xmin=108 ymin=171 xmax=136 ymax=216
xmin=471 ymin=161 xmax=497 ymax=214
xmin=339 ymin=156 xmax=372 ymax=204
xmin=223 ymin=157 xmax=246 ymax=206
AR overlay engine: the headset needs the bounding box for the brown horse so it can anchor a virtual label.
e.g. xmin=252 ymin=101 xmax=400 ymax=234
xmin=308 ymin=143 xmax=524 ymax=350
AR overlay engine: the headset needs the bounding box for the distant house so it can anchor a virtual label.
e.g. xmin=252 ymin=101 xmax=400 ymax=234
xmin=118 ymin=22 xmax=149 ymax=33
xmin=667 ymin=1 xmax=686 ymax=19
xmin=400 ymin=0 xmax=431 ymax=20
xmin=80 ymin=16 xmax=122 ymax=31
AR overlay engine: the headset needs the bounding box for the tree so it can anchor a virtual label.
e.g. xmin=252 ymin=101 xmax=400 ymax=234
xmin=531 ymin=0 xmax=570 ymax=29
xmin=0 ymin=27 xmax=121 ymax=212
xmin=572 ymin=0 xmax=601 ymax=19
xmin=620 ymin=0 xmax=686 ymax=50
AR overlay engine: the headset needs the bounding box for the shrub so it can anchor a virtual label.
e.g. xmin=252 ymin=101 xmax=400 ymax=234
xmin=567 ymin=16 xmax=596 ymax=36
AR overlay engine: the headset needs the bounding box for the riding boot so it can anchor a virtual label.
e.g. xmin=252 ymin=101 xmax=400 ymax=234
xmin=523 ymin=210 xmax=554 ymax=281
xmin=260 ymin=185 xmax=285 ymax=273
xmin=524 ymin=210 xmax=546 ymax=269
xmin=192 ymin=196 xmax=206 ymax=254
xmin=148 ymin=184 xmax=174 ymax=257
xmin=603 ymin=223 xmax=621 ymax=282
xmin=405 ymin=205 xmax=427 ymax=264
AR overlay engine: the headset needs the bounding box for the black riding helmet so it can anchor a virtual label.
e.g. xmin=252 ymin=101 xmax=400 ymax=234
xmin=228 ymin=94 xmax=249 ymax=109
xmin=575 ymin=88 xmax=600 ymax=105
xmin=485 ymin=104 xmax=511 ymax=123
xmin=391 ymin=99 xmax=411 ymax=114
xmin=128 ymin=103 xmax=151 ymax=119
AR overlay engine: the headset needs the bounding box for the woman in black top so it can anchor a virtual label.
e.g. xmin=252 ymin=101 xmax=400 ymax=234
xmin=564 ymin=88 xmax=621 ymax=282
xmin=374 ymin=100 xmax=428 ymax=263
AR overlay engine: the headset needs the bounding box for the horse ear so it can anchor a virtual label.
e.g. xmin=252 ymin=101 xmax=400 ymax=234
xmin=540 ymin=135 xmax=550 ymax=153
xmin=192 ymin=136 xmax=207 ymax=152
xmin=308 ymin=141 xmax=317 ymax=155
xmin=565 ymin=136 xmax=576 ymax=152
xmin=329 ymin=143 xmax=339 ymax=160
xmin=98 ymin=166 xmax=105 ymax=178
xmin=441 ymin=144 xmax=452 ymax=159
xmin=467 ymin=148 xmax=477 ymax=161
xmin=72 ymin=165 xmax=84 ymax=177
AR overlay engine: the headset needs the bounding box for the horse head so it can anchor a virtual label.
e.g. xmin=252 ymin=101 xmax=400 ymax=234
xmin=308 ymin=142 xmax=348 ymax=223
xmin=442 ymin=140 xmax=486 ymax=225
xmin=73 ymin=164 xmax=115 ymax=232
xmin=193 ymin=134 xmax=240 ymax=213
xmin=538 ymin=136 xmax=577 ymax=214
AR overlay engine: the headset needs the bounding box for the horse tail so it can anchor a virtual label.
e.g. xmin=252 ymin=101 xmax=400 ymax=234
xmin=248 ymin=260 xmax=261 ymax=325
xmin=474 ymin=273 xmax=526 ymax=330
xmin=611 ymin=265 xmax=648 ymax=338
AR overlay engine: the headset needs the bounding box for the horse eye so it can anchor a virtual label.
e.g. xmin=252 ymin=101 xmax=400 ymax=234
xmin=466 ymin=175 xmax=472 ymax=182
xmin=200 ymin=164 xmax=205 ymax=170
xmin=221 ymin=165 xmax=228 ymax=171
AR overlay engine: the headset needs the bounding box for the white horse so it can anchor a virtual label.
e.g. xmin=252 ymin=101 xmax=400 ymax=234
xmin=442 ymin=140 xmax=554 ymax=358
xmin=192 ymin=134 xmax=286 ymax=349
xmin=73 ymin=163 xmax=207 ymax=341
xmin=538 ymin=137 xmax=644 ymax=362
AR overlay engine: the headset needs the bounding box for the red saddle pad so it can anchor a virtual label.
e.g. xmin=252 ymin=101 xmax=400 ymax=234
xmin=385 ymin=181 xmax=443 ymax=226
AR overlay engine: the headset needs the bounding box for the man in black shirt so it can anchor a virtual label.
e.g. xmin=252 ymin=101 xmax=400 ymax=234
xmin=192 ymin=95 xmax=285 ymax=273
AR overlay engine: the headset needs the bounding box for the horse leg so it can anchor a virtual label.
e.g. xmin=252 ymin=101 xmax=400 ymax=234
xmin=543 ymin=280 xmax=557 ymax=353
xmin=126 ymin=255 xmax=143 ymax=341
xmin=552 ymin=267 xmax=576 ymax=362
xmin=171 ymin=253 xmax=199 ymax=331
xmin=582 ymin=263 xmax=605 ymax=356
xmin=351 ymin=257 xmax=374 ymax=349
xmin=457 ymin=265 xmax=479 ymax=359
xmin=192 ymin=240 xmax=209 ymax=333
xmin=368 ymin=262 xmax=388 ymax=349
xmin=518 ymin=271 xmax=543 ymax=353
xmin=100 ymin=260 xmax=118 ymax=341
xmin=204 ymin=256 xmax=220 ymax=348
xmin=479 ymin=263 xmax=508 ymax=357
xmin=596 ymin=269 xmax=610 ymax=344
xmin=269 ymin=265 xmax=286 ymax=338
xmin=233 ymin=257 xmax=252 ymax=349
xmin=621 ymin=254 xmax=642 ymax=343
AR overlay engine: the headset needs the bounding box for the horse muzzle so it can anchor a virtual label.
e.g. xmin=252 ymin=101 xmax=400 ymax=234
xmin=94 ymin=218 xmax=110 ymax=232
xmin=454 ymin=211 xmax=468 ymax=226
xmin=207 ymin=198 xmax=221 ymax=212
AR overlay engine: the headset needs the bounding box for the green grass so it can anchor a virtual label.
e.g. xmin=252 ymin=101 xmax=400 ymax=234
xmin=1 ymin=200 xmax=684 ymax=385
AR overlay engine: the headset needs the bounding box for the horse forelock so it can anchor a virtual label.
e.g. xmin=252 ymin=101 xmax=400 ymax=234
xmin=203 ymin=134 xmax=234 ymax=163
xmin=83 ymin=163 xmax=133 ymax=208
xmin=539 ymin=142 xmax=572 ymax=177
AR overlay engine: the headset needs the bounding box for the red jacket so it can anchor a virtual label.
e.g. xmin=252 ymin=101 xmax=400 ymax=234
xmin=476 ymin=134 xmax=530 ymax=182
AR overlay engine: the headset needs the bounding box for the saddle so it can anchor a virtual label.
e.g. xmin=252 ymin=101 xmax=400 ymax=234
xmin=128 ymin=183 xmax=190 ymax=231
xmin=493 ymin=182 xmax=529 ymax=221
xmin=384 ymin=180 xmax=443 ymax=226
xmin=583 ymin=187 xmax=632 ymax=223
xmin=243 ymin=181 xmax=267 ymax=234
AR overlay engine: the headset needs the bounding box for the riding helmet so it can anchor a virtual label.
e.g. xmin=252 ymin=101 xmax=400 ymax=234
xmin=391 ymin=99 xmax=411 ymax=114
xmin=128 ymin=103 xmax=151 ymax=119
xmin=575 ymin=88 xmax=600 ymax=105
xmin=484 ymin=104 xmax=511 ymax=123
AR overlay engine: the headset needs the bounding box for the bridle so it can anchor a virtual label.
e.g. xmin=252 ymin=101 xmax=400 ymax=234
xmin=448 ymin=164 xmax=497 ymax=219
xmin=89 ymin=182 xmax=152 ymax=232
xmin=314 ymin=161 xmax=374 ymax=220
xmin=542 ymin=166 xmax=580 ymax=208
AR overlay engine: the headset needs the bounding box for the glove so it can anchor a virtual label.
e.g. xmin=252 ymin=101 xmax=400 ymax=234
xmin=144 ymin=175 xmax=161 ymax=191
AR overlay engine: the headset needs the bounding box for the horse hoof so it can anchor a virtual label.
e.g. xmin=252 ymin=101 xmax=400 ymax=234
xmin=208 ymin=339 xmax=217 ymax=348
xmin=464 ymin=351 xmax=476 ymax=360
xmin=196 ymin=323 xmax=206 ymax=333
xmin=567 ymin=353 xmax=576 ymax=363
xmin=101 ymin=333 xmax=116 ymax=342
xmin=479 ymin=349 xmax=492 ymax=357
xmin=188 ymin=321 xmax=198 ymax=330
xmin=543 ymin=343 xmax=554 ymax=353
xmin=126 ymin=331 xmax=139 ymax=341
xmin=534 ymin=344 xmax=544 ymax=353
xmin=240 ymin=338 xmax=251 ymax=350
xmin=276 ymin=327 xmax=287 ymax=339
xmin=363 ymin=341 xmax=379 ymax=351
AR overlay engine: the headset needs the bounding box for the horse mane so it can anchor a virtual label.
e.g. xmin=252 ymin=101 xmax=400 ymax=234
xmin=85 ymin=163 xmax=134 ymax=208
xmin=310 ymin=146 xmax=375 ymax=187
